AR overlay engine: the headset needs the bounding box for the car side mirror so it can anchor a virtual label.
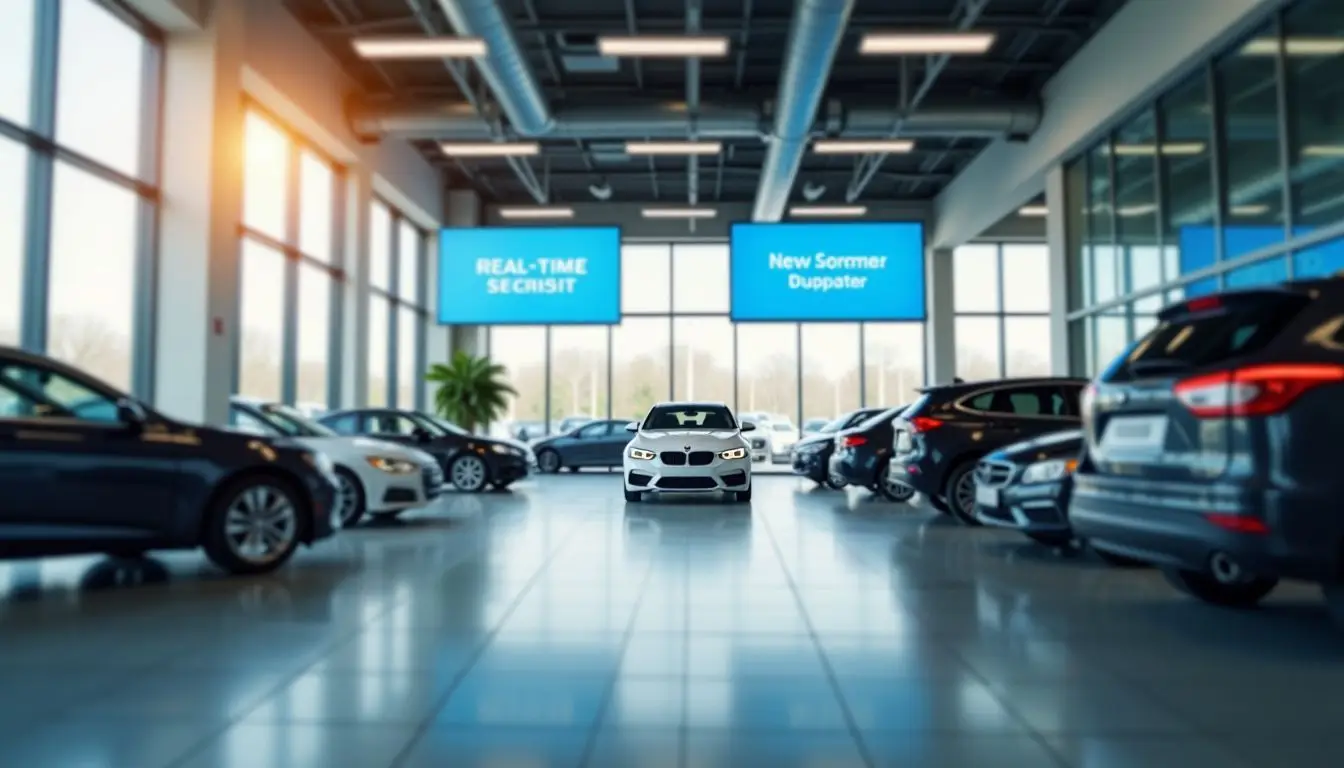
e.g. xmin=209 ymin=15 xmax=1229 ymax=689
xmin=116 ymin=398 xmax=147 ymax=428
xmin=625 ymin=422 xmax=639 ymax=433
xmin=741 ymin=421 xmax=756 ymax=432
xmin=412 ymin=428 xmax=432 ymax=443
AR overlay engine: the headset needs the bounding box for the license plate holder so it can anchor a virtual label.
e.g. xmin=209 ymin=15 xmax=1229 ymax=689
xmin=974 ymin=485 xmax=999 ymax=508
xmin=1100 ymin=415 xmax=1170 ymax=451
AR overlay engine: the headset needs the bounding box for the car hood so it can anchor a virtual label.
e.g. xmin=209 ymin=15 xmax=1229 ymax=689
xmin=633 ymin=430 xmax=745 ymax=449
xmin=987 ymin=429 xmax=1084 ymax=465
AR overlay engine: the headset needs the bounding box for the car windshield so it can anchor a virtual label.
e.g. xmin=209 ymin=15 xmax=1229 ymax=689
xmin=857 ymin=405 xmax=906 ymax=430
xmin=430 ymin=417 xmax=470 ymax=436
xmin=257 ymin=403 xmax=338 ymax=437
xmin=642 ymin=405 xmax=737 ymax=430
xmin=820 ymin=412 xmax=859 ymax=433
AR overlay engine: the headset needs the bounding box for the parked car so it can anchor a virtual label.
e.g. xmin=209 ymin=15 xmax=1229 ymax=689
xmin=1069 ymin=281 xmax=1344 ymax=624
xmin=532 ymin=419 xmax=633 ymax=473
xmin=555 ymin=415 xmax=594 ymax=434
xmin=229 ymin=397 xmax=445 ymax=527
xmin=827 ymin=405 xmax=916 ymax=502
xmin=889 ymin=377 xmax=1089 ymax=524
xmin=768 ymin=418 xmax=801 ymax=463
xmin=801 ymin=418 xmax=829 ymax=437
xmin=791 ymin=407 xmax=885 ymax=488
xmin=973 ymin=429 xmax=1085 ymax=549
xmin=737 ymin=412 xmax=773 ymax=462
xmin=622 ymin=402 xmax=755 ymax=503
xmin=320 ymin=408 xmax=529 ymax=492
xmin=0 ymin=347 xmax=338 ymax=574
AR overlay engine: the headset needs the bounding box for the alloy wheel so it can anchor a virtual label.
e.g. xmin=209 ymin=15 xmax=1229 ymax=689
xmin=538 ymin=451 xmax=560 ymax=473
xmin=883 ymin=473 xmax=915 ymax=501
xmin=336 ymin=474 xmax=361 ymax=525
xmin=223 ymin=485 xmax=299 ymax=565
xmin=953 ymin=471 xmax=978 ymax=518
xmin=452 ymin=455 xmax=488 ymax=490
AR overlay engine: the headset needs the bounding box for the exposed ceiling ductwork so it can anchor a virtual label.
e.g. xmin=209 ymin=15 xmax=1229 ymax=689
xmin=752 ymin=0 xmax=855 ymax=222
xmin=434 ymin=0 xmax=554 ymax=136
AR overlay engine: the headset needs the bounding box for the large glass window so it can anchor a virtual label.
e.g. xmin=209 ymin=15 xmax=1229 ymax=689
xmin=369 ymin=201 xmax=392 ymax=291
xmin=550 ymin=326 xmax=609 ymax=424
xmin=801 ymin=324 xmax=860 ymax=423
xmin=953 ymin=243 xmax=1052 ymax=379
xmin=1086 ymin=143 xmax=1117 ymax=306
xmin=242 ymin=112 xmax=289 ymax=241
xmin=672 ymin=317 xmax=733 ymax=403
xmin=612 ymin=317 xmax=670 ymax=420
xmin=298 ymin=152 xmax=333 ymax=262
xmin=367 ymin=294 xmax=390 ymax=406
xmin=56 ymin=0 xmax=146 ymax=178
xmin=671 ymin=244 xmax=729 ymax=313
xmin=1159 ymin=73 xmax=1217 ymax=297
xmin=491 ymin=325 xmax=547 ymax=431
xmin=1112 ymin=109 xmax=1162 ymax=315
xmin=863 ymin=323 xmax=924 ymax=406
xmin=1217 ymin=21 xmax=1286 ymax=257
xmin=47 ymin=162 xmax=138 ymax=388
xmin=621 ymin=244 xmax=671 ymax=314
xmin=0 ymin=140 xmax=25 ymax=345
xmin=396 ymin=306 xmax=418 ymax=409
xmin=296 ymin=262 xmax=330 ymax=407
xmin=237 ymin=240 xmax=285 ymax=400
xmin=0 ymin=0 xmax=34 ymax=127
xmin=736 ymin=324 xmax=799 ymax=422
xmin=398 ymin=219 xmax=420 ymax=303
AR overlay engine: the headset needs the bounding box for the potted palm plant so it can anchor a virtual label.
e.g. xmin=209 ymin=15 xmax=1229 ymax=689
xmin=424 ymin=351 xmax=516 ymax=433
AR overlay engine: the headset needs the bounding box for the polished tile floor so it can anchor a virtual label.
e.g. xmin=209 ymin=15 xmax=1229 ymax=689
xmin=2 ymin=474 xmax=1342 ymax=767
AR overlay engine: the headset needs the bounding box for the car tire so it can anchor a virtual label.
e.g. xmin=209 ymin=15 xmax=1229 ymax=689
xmin=823 ymin=472 xmax=846 ymax=490
xmin=736 ymin=487 xmax=752 ymax=503
xmin=201 ymin=474 xmax=305 ymax=576
xmin=332 ymin=467 xmax=367 ymax=528
xmin=624 ymin=490 xmax=642 ymax=503
xmin=448 ymin=454 xmax=490 ymax=493
xmin=1092 ymin=548 xmax=1148 ymax=568
xmin=942 ymin=463 xmax=981 ymax=526
xmin=536 ymin=449 xmax=562 ymax=474
xmin=1025 ymin=531 xmax=1075 ymax=549
xmin=1161 ymin=567 xmax=1279 ymax=608
xmin=876 ymin=463 xmax=916 ymax=503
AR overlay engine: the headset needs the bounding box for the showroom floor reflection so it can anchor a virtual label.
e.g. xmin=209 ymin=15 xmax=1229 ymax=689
xmin=2 ymin=475 xmax=1343 ymax=767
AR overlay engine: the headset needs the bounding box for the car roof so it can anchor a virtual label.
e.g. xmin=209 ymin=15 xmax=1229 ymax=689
xmin=917 ymin=376 xmax=1089 ymax=396
xmin=650 ymin=401 xmax=730 ymax=409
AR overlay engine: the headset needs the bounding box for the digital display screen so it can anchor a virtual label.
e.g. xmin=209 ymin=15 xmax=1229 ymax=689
xmin=437 ymin=226 xmax=622 ymax=325
xmin=729 ymin=221 xmax=926 ymax=321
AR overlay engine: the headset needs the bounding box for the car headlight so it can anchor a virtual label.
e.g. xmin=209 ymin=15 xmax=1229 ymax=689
xmin=366 ymin=456 xmax=419 ymax=474
xmin=492 ymin=444 xmax=522 ymax=456
xmin=629 ymin=447 xmax=656 ymax=460
xmin=719 ymin=447 xmax=747 ymax=460
xmin=1020 ymin=458 xmax=1078 ymax=484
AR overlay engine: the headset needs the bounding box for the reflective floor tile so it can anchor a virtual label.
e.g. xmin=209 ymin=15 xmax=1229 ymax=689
xmin=175 ymin=722 xmax=418 ymax=768
xmin=434 ymin=671 xmax=612 ymax=728
xmin=69 ymin=670 xmax=293 ymax=722
xmin=603 ymin=677 xmax=685 ymax=728
xmin=1224 ymin=737 xmax=1344 ymax=768
xmin=838 ymin=676 xmax=1024 ymax=735
xmin=819 ymin=636 xmax=969 ymax=680
xmin=1045 ymin=735 xmax=1257 ymax=768
xmin=473 ymin=633 xmax=629 ymax=675
xmin=684 ymin=678 xmax=849 ymax=730
xmin=994 ymin=681 xmax=1193 ymax=736
xmin=308 ymin=631 xmax=482 ymax=673
xmin=684 ymin=728 xmax=866 ymax=768
xmin=685 ymin=634 xmax=828 ymax=679
xmin=619 ymin=632 xmax=686 ymax=677
xmin=242 ymin=669 xmax=453 ymax=724
xmin=0 ymin=714 xmax=220 ymax=768
xmin=862 ymin=733 xmax=1064 ymax=768
xmin=397 ymin=726 xmax=590 ymax=768
xmin=584 ymin=728 xmax=682 ymax=768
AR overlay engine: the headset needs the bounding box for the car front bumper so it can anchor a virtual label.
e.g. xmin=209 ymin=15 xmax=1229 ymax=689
xmin=829 ymin=447 xmax=882 ymax=487
xmin=974 ymin=479 xmax=1071 ymax=534
xmin=624 ymin=456 xmax=752 ymax=493
xmin=791 ymin=447 xmax=831 ymax=482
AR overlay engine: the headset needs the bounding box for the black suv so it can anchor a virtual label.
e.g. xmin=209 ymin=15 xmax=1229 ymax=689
xmin=827 ymin=405 xmax=916 ymax=501
xmin=888 ymin=377 xmax=1088 ymax=524
xmin=1069 ymin=279 xmax=1344 ymax=625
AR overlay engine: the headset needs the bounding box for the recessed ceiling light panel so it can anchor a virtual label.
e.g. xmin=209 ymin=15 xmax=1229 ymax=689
xmin=352 ymin=36 xmax=487 ymax=59
xmin=597 ymin=35 xmax=730 ymax=58
xmin=859 ymin=32 xmax=996 ymax=56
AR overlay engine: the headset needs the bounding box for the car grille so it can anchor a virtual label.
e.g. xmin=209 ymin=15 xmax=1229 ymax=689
xmin=423 ymin=464 xmax=444 ymax=497
xmin=660 ymin=451 xmax=687 ymax=465
xmin=656 ymin=476 xmax=716 ymax=490
xmin=687 ymin=451 xmax=714 ymax=466
xmin=1021 ymin=505 xmax=1066 ymax=525
xmin=975 ymin=460 xmax=1015 ymax=488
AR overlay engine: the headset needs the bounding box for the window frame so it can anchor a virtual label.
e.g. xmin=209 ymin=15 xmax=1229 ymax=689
xmin=952 ymin=242 xmax=1053 ymax=379
xmin=368 ymin=195 xmax=428 ymax=411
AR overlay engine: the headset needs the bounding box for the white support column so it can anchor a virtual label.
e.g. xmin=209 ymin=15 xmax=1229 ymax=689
xmin=153 ymin=1 xmax=245 ymax=425
xmin=926 ymin=247 xmax=957 ymax=385
xmin=423 ymin=228 xmax=448 ymax=408
xmin=1044 ymin=165 xmax=1072 ymax=375
xmin=444 ymin=189 xmax=486 ymax=358
xmin=341 ymin=168 xmax=371 ymax=408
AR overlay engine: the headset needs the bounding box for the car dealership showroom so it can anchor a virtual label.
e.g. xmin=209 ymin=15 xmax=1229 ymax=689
xmin=4 ymin=0 xmax=1344 ymax=765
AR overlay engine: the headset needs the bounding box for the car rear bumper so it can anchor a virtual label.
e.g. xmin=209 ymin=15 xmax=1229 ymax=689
xmin=885 ymin=453 xmax=940 ymax=498
xmin=974 ymin=480 xmax=1071 ymax=533
xmin=829 ymin=449 xmax=879 ymax=487
xmin=1070 ymin=476 xmax=1339 ymax=583
xmin=791 ymin=449 xmax=829 ymax=481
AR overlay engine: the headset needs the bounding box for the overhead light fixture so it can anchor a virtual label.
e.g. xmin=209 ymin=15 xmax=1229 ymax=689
xmin=641 ymin=207 xmax=717 ymax=219
xmin=498 ymin=206 xmax=575 ymax=220
xmin=440 ymin=142 xmax=540 ymax=157
xmin=1241 ymin=36 xmax=1344 ymax=57
xmin=859 ymin=31 xmax=996 ymax=56
xmin=789 ymin=205 xmax=868 ymax=217
xmin=1018 ymin=205 xmax=1049 ymax=217
xmin=1118 ymin=204 xmax=1157 ymax=217
xmin=1302 ymin=144 xmax=1344 ymax=157
xmin=1109 ymin=142 xmax=1205 ymax=156
xmin=352 ymin=36 xmax=487 ymax=59
xmin=812 ymin=139 xmax=915 ymax=155
xmin=624 ymin=141 xmax=723 ymax=156
xmin=1230 ymin=204 xmax=1269 ymax=217
xmin=597 ymin=35 xmax=730 ymax=58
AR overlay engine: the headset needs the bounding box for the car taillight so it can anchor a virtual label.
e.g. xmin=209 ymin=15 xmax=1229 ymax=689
xmin=841 ymin=435 xmax=867 ymax=447
xmin=1174 ymin=363 xmax=1344 ymax=418
xmin=1204 ymin=513 xmax=1269 ymax=535
xmin=1184 ymin=296 xmax=1222 ymax=313
xmin=908 ymin=416 xmax=943 ymax=433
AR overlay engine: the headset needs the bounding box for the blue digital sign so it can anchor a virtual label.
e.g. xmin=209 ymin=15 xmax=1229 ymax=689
xmin=729 ymin=222 xmax=926 ymax=322
xmin=1178 ymin=225 xmax=1344 ymax=295
xmin=437 ymin=226 xmax=622 ymax=325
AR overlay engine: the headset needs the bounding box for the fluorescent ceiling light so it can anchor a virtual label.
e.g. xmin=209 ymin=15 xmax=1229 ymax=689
xmin=498 ymin=206 xmax=574 ymax=220
xmin=641 ymin=207 xmax=717 ymax=219
xmin=859 ymin=31 xmax=996 ymax=56
xmin=597 ymin=35 xmax=729 ymax=58
xmin=440 ymin=142 xmax=540 ymax=157
xmin=1118 ymin=204 xmax=1157 ymax=217
xmin=1302 ymin=144 xmax=1344 ymax=157
xmin=1018 ymin=205 xmax=1049 ymax=217
xmin=1241 ymin=36 xmax=1344 ymax=57
xmin=1230 ymin=204 xmax=1269 ymax=217
xmin=1109 ymin=142 xmax=1205 ymax=156
xmin=788 ymin=205 xmax=868 ymax=217
xmin=625 ymin=141 xmax=723 ymax=156
xmin=352 ymin=36 xmax=486 ymax=59
xmin=812 ymin=139 xmax=915 ymax=154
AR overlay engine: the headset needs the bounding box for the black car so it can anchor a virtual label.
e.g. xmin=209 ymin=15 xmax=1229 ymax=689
xmin=1069 ymin=280 xmax=1344 ymax=623
xmin=827 ymin=405 xmax=916 ymax=502
xmin=973 ymin=429 xmax=1084 ymax=549
xmin=888 ymin=377 xmax=1089 ymax=524
xmin=532 ymin=419 xmax=631 ymax=473
xmin=0 ymin=347 xmax=338 ymax=574
xmin=320 ymin=408 xmax=529 ymax=492
xmin=791 ymin=407 xmax=886 ymax=488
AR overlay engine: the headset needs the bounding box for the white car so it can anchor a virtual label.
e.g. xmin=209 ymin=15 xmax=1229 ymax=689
xmin=737 ymin=412 xmax=773 ymax=462
xmin=768 ymin=418 xmax=801 ymax=462
xmin=622 ymin=402 xmax=756 ymax=504
xmin=229 ymin=398 xmax=445 ymax=527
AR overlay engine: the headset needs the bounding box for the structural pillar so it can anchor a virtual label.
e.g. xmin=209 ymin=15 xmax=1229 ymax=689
xmin=153 ymin=0 xmax=245 ymax=425
xmin=445 ymin=189 xmax=486 ymax=358
xmin=926 ymin=247 xmax=957 ymax=385
xmin=422 ymin=228 xmax=447 ymax=408
xmin=340 ymin=167 xmax=371 ymax=408
xmin=1044 ymin=165 xmax=1072 ymax=376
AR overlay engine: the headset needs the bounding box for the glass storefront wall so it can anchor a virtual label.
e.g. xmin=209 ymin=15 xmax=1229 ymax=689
xmin=486 ymin=242 xmax=929 ymax=444
xmin=1065 ymin=0 xmax=1344 ymax=375
xmin=952 ymin=243 xmax=1053 ymax=379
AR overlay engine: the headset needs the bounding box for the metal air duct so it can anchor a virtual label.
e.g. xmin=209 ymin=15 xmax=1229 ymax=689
xmin=435 ymin=0 xmax=554 ymax=136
